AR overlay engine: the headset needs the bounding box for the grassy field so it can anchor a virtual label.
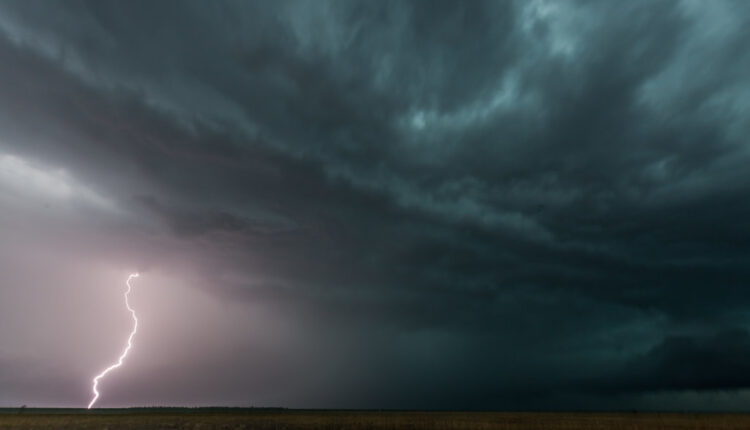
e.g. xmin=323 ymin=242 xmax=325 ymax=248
xmin=3 ymin=410 xmax=750 ymax=429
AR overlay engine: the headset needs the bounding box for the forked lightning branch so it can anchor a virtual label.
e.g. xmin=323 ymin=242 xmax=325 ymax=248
xmin=87 ymin=273 xmax=140 ymax=409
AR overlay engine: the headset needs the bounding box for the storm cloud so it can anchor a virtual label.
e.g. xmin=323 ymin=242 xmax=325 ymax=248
xmin=1 ymin=0 xmax=750 ymax=410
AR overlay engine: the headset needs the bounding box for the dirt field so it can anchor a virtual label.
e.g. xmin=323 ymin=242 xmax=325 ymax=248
xmin=3 ymin=410 xmax=750 ymax=430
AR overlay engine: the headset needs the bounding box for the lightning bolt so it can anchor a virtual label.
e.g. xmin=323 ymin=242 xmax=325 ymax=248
xmin=87 ymin=273 xmax=140 ymax=409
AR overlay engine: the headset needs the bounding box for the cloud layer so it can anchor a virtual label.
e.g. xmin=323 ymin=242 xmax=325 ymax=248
xmin=1 ymin=0 xmax=750 ymax=410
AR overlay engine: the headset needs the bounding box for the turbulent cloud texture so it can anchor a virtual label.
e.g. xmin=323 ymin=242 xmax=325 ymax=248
xmin=1 ymin=0 xmax=750 ymax=410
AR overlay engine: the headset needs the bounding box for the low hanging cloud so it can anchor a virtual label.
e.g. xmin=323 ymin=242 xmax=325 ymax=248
xmin=0 ymin=0 xmax=750 ymax=410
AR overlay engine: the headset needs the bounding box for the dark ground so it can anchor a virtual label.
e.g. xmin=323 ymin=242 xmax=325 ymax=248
xmin=2 ymin=409 xmax=750 ymax=429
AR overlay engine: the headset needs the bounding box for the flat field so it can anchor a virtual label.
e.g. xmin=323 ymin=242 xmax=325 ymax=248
xmin=3 ymin=410 xmax=750 ymax=430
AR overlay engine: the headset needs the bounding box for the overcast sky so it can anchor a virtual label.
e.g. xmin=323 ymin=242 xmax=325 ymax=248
xmin=1 ymin=0 xmax=750 ymax=411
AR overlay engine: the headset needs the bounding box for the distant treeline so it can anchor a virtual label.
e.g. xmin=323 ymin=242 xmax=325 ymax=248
xmin=0 ymin=406 xmax=288 ymax=415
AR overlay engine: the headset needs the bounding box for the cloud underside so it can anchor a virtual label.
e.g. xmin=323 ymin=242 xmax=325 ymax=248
xmin=1 ymin=0 xmax=750 ymax=409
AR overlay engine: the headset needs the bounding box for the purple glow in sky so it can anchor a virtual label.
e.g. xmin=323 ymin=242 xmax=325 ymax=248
xmin=2 ymin=0 xmax=750 ymax=412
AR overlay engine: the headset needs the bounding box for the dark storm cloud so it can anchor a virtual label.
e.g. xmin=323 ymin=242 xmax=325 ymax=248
xmin=1 ymin=0 xmax=750 ymax=410
xmin=600 ymin=328 xmax=750 ymax=393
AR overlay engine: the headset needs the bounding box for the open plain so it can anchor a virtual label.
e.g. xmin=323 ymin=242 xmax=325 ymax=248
xmin=3 ymin=410 xmax=750 ymax=430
